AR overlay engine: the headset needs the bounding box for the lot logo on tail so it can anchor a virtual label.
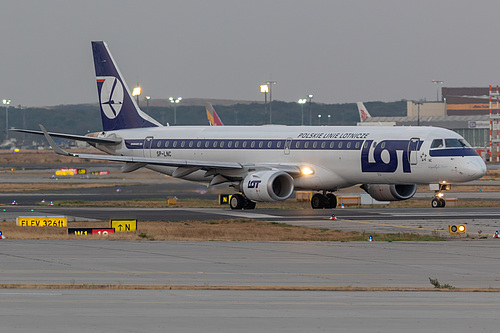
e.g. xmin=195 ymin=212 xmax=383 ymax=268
xmin=97 ymin=76 xmax=124 ymax=119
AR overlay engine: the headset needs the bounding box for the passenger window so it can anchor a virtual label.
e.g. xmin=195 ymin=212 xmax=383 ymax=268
xmin=355 ymin=142 xmax=360 ymax=149
xmin=251 ymin=141 xmax=255 ymax=148
xmin=347 ymin=142 xmax=351 ymax=149
xmin=235 ymin=141 xmax=239 ymax=148
xmin=258 ymin=141 xmax=263 ymax=148
xmin=295 ymin=141 xmax=300 ymax=148
xmin=156 ymin=141 xmax=161 ymax=148
xmin=220 ymin=141 xmax=224 ymax=148
xmin=197 ymin=141 xmax=201 ymax=148
xmin=213 ymin=141 xmax=218 ymax=148
xmin=173 ymin=141 xmax=177 ymax=148
xmin=321 ymin=141 xmax=326 ymax=149
xmin=304 ymin=142 xmax=309 ymax=148
xmin=228 ymin=141 xmax=232 ymax=148
xmin=312 ymin=142 xmax=317 ymax=148
xmin=205 ymin=141 xmax=210 ymax=148
xmin=243 ymin=141 xmax=247 ymax=148
xmin=431 ymin=139 xmax=443 ymax=149
xmin=180 ymin=141 xmax=185 ymax=148
xmin=277 ymin=141 xmax=282 ymax=148
xmin=338 ymin=142 xmax=343 ymax=148
xmin=165 ymin=141 xmax=169 ymax=148
xmin=189 ymin=141 xmax=193 ymax=148
xmin=330 ymin=142 xmax=335 ymax=149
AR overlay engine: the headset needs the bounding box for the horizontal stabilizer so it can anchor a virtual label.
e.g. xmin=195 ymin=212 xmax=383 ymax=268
xmin=11 ymin=128 xmax=121 ymax=145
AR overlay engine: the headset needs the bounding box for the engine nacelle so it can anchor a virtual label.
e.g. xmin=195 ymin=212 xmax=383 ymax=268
xmin=241 ymin=171 xmax=294 ymax=202
xmin=361 ymin=184 xmax=417 ymax=201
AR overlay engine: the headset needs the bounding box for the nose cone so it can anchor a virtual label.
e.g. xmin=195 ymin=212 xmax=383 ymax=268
xmin=466 ymin=158 xmax=487 ymax=180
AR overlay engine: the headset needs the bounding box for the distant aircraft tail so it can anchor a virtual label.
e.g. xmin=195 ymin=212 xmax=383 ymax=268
xmin=205 ymin=102 xmax=224 ymax=126
xmin=92 ymin=41 xmax=162 ymax=131
xmin=356 ymin=102 xmax=371 ymax=122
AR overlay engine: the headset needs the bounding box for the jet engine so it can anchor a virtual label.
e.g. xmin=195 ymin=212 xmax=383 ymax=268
xmin=361 ymin=184 xmax=417 ymax=201
xmin=241 ymin=171 xmax=294 ymax=202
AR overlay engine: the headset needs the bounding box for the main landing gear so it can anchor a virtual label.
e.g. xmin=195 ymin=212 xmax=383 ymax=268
xmin=230 ymin=194 xmax=256 ymax=210
xmin=311 ymin=192 xmax=337 ymax=209
xmin=430 ymin=183 xmax=450 ymax=208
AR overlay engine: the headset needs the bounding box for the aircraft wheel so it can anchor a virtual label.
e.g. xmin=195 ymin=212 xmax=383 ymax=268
xmin=325 ymin=193 xmax=337 ymax=209
xmin=311 ymin=193 xmax=327 ymax=209
xmin=230 ymin=194 xmax=245 ymax=210
xmin=244 ymin=199 xmax=256 ymax=210
xmin=431 ymin=198 xmax=443 ymax=208
xmin=439 ymin=198 xmax=446 ymax=208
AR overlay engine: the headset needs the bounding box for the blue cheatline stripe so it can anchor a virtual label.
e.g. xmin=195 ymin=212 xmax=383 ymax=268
xmin=125 ymin=139 xmax=366 ymax=151
xmin=429 ymin=148 xmax=478 ymax=157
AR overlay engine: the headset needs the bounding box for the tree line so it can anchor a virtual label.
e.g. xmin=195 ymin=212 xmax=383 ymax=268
xmin=3 ymin=100 xmax=406 ymax=145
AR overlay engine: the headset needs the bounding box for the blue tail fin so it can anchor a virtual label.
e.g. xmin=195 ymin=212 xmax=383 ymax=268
xmin=92 ymin=41 xmax=161 ymax=131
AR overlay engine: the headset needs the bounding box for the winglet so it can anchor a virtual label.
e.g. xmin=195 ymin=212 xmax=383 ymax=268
xmin=39 ymin=124 xmax=74 ymax=157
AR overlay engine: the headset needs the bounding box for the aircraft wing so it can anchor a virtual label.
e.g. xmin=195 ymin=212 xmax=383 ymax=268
xmin=39 ymin=125 xmax=300 ymax=176
xmin=40 ymin=125 xmax=241 ymax=170
xmin=10 ymin=128 xmax=121 ymax=145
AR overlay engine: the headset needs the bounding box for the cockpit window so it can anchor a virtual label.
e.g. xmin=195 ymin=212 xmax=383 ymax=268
xmin=430 ymin=139 xmax=443 ymax=149
xmin=445 ymin=138 xmax=471 ymax=148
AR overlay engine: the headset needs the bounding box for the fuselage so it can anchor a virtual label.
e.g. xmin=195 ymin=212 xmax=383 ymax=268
xmin=93 ymin=125 xmax=487 ymax=190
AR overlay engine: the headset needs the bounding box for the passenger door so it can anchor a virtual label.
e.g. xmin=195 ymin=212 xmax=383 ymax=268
xmin=408 ymin=137 xmax=420 ymax=165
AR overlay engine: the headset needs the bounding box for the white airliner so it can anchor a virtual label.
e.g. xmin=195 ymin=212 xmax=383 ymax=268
xmin=15 ymin=41 xmax=487 ymax=209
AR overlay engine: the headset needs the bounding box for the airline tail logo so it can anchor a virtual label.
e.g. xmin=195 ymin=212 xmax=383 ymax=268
xmin=97 ymin=76 xmax=124 ymax=119
xmin=360 ymin=109 xmax=369 ymax=121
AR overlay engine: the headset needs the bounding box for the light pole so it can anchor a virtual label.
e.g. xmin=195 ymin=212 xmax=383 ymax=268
xmin=298 ymin=99 xmax=307 ymax=125
xmin=308 ymin=94 xmax=313 ymax=125
xmin=145 ymin=96 xmax=151 ymax=114
xmin=266 ymin=81 xmax=277 ymax=124
xmin=3 ymin=99 xmax=11 ymax=140
xmin=260 ymin=84 xmax=268 ymax=122
xmin=432 ymin=80 xmax=443 ymax=101
xmin=132 ymin=86 xmax=141 ymax=105
xmin=415 ymin=101 xmax=423 ymax=126
xmin=318 ymin=114 xmax=321 ymax=125
xmin=169 ymin=97 xmax=182 ymax=125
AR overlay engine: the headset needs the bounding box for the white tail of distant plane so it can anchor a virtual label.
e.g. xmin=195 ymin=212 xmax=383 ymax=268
xmin=357 ymin=102 xmax=371 ymax=122
xmin=16 ymin=41 xmax=487 ymax=211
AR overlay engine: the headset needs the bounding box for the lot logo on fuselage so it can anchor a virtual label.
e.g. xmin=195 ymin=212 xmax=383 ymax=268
xmin=361 ymin=140 xmax=421 ymax=173
xmin=97 ymin=76 xmax=124 ymax=119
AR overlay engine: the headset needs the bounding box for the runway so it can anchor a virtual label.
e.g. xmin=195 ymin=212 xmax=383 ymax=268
xmin=1 ymin=240 xmax=500 ymax=332
xmin=2 ymin=289 xmax=499 ymax=333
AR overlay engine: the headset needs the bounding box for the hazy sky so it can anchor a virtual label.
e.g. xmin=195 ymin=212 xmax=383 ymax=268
xmin=1 ymin=0 xmax=500 ymax=107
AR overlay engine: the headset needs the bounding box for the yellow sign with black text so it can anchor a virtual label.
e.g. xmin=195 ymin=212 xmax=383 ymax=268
xmin=110 ymin=220 xmax=137 ymax=232
xmin=16 ymin=216 xmax=67 ymax=227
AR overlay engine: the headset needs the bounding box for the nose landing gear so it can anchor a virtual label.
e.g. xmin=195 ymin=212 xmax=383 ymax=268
xmin=430 ymin=183 xmax=450 ymax=208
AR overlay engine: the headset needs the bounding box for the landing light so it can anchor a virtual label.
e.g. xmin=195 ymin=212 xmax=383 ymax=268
xmin=437 ymin=192 xmax=444 ymax=198
xmin=301 ymin=167 xmax=314 ymax=175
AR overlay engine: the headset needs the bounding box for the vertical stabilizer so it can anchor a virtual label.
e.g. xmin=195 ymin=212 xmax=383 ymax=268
xmin=92 ymin=41 xmax=162 ymax=131
xmin=205 ymin=102 xmax=224 ymax=126
xmin=356 ymin=102 xmax=371 ymax=122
